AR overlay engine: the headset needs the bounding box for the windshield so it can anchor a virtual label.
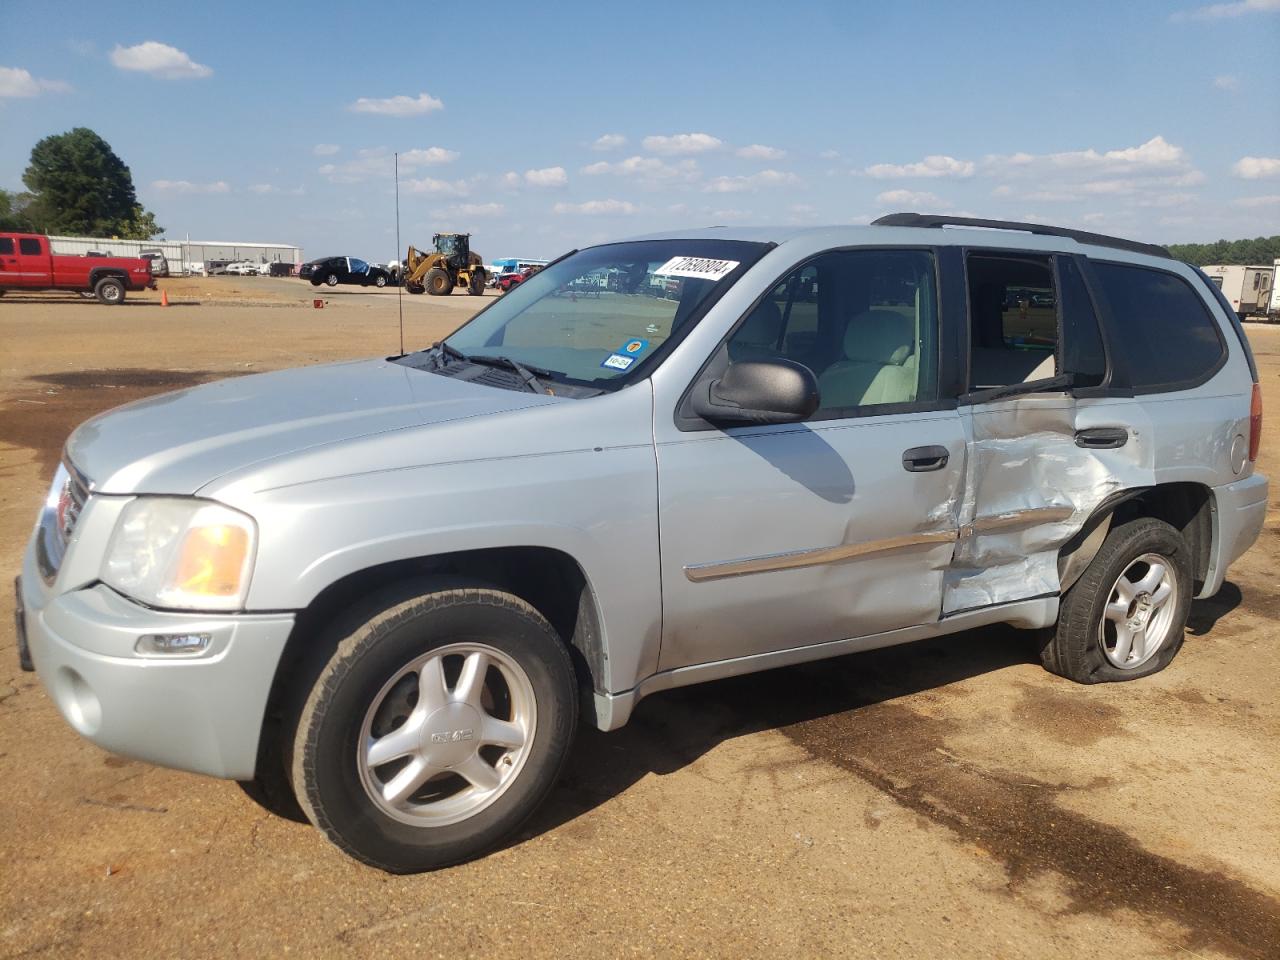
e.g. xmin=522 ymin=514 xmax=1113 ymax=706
xmin=444 ymin=239 xmax=767 ymax=386
xmin=437 ymin=235 xmax=464 ymax=256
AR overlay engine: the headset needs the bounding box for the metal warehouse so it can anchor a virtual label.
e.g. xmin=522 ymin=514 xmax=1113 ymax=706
xmin=47 ymin=235 xmax=302 ymax=273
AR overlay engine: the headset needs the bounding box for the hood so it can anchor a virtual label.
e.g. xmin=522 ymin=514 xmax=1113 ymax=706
xmin=66 ymin=359 xmax=556 ymax=494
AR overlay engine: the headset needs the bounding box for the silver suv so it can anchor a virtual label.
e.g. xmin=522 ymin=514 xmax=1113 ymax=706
xmin=16 ymin=214 xmax=1267 ymax=873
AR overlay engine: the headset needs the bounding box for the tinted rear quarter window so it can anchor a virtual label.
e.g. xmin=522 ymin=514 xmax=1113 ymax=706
xmin=0 ymin=238 xmax=13 ymax=255
xmin=18 ymin=238 xmax=41 ymax=255
xmin=1088 ymin=262 xmax=1225 ymax=392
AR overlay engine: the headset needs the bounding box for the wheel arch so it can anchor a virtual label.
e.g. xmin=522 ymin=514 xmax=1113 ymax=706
xmin=1059 ymin=481 xmax=1213 ymax=595
xmin=258 ymin=546 xmax=609 ymax=771
xmin=88 ymin=267 xmax=128 ymax=287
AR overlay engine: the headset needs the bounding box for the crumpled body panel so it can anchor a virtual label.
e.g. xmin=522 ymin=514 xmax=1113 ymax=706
xmin=943 ymin=395 xmax=1155 ymax=613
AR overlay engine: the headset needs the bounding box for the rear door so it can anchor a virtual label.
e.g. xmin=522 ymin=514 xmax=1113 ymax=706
xmin=14 ymin=236 xmax=51 ymax=287
xmin=947 ymin=250 xmax=1153 ymax=614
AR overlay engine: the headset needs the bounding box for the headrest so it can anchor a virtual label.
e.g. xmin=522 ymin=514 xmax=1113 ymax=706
xmin=843 ymin=309 xmax=914 ymax=365
xmin=737 ymin=299 xmax=783 ymax=346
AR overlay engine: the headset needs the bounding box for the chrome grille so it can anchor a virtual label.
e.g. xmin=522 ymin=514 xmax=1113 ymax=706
xmin=36 ymin=463 xmax=92 ymax=583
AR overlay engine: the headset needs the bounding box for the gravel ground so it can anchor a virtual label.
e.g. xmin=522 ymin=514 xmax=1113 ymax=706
xmin=0 ymin=282 xmax=1277 ymax=959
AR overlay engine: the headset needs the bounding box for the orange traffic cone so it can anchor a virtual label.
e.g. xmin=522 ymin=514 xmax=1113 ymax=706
xmin=160 ymin=289 xmax=170 ymax=307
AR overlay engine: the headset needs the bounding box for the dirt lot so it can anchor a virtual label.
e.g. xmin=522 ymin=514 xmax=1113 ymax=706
xmin=1 ymin=280 xmax=1278 ymax=959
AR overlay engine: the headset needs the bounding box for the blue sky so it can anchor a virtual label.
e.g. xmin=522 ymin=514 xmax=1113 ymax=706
xmin=2 ymin=0 xmax=1278 ymax=263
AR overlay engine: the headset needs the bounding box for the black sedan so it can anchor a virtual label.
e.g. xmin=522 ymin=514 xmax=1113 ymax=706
xmin=299 ymin=256 xmax=392 ymax=288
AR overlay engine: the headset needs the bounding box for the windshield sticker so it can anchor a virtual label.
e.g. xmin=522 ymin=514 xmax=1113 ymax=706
xmin=601 ymin=353 xmax=636 ymax=371
xmin=653 ymin=256 xmax=740 ymax=282
xmin=618 ymin=337 xmax=649 ymax=356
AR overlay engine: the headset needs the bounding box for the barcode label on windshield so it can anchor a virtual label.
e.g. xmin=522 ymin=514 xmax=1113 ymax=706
xmin=653 ymin=256 xmax=740 ymax=281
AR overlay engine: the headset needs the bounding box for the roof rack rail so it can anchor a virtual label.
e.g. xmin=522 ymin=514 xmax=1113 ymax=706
xmin=870 ymin=212 xmax=1172 ymax=260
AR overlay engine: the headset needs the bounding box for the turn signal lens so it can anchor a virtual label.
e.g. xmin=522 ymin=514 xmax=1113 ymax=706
xmin=174 ymin=524 xmax=251 ymax=599
xmin=1249 ymin=382 xmax=1262 ymax=462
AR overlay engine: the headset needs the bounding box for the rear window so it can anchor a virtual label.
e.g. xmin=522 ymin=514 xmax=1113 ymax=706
xmin=18 ymin=238 xmax=41 ymax=255
xmin=1088 ymin=262 xmax=1225 ymax=392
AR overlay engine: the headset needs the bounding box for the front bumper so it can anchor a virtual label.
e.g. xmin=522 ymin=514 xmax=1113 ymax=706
xmin=1201 ymin=471 xmax=1269 ymax=599
xmin=19 ymin=545 xmax=294 ymax=781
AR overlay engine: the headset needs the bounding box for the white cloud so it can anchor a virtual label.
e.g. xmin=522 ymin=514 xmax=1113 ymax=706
xmin=1212 ymin=74 xmax=1240 ymax=90
xmin=642 ymin=132 xmax=722 ymax=155
xmin=865 ymin=155 xmax=975 ymax=179
xmin=1233 ymin=156 xmax=1280 ymax=179
xmin=1233 ymin=194 xmax=1280 ymax=207
xmin=433 ymin=202 xmax=506 ymax=219
xmin=248 ymin=184 xmax=278 ymax=194
xmin=151 ymin=179 xmax=230 ymax=194
xmin=0 ymin=66 xmax=72 ymax=97
xmin=320 ymin=146 xmax=456 ymax=182
xmin=703 ymin=169 xmax=800 ymax=193
xmin=736 ymin=144 xmax=787 ymax=161
xmin=875 ymin=188 xmax=947 ymax=208
xmin=313 ymin=143 xmax=340 ymax=156
xmin=499 ymin=171 xmax=522 ymax=188
xmin=1172 ymin=0 xmax=1280 ymax=20
xmin=592 ymin=133 xmax=627 ymax=151
xmin=400 ymin=146 xmax=459 ymax=167
xmin=553 ymin=199 xmax=639 ymax=215
xmin=524 ymin=166 xmax=568 ymax=187
xmin=819 ymin=149 xmax=840 ymax=160
xmin=709 ymin=208 xmax=751 ymax=221
xmin=581 ymin=155 xmax=699 ymax=183
xmin=110 ymin=41 xmax=212 ymax=79
xmin=403 ymin=176 xmax=468 ymax=196
xmin=985 ymin=136 xmax=1191 ymax=177
xmin=348 ymin=92 xmax=443 ymax=116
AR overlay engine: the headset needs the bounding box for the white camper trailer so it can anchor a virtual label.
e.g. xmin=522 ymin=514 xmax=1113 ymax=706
xmin=1203 ymin=263 xmax=1275 ymax=318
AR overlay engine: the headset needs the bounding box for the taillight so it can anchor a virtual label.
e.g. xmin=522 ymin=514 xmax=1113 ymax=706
xmin=1249 ymin=382 xmax=1262 ymax=462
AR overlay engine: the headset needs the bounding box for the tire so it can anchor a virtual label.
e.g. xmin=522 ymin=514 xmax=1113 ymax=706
xmin=310 ymin=278 xmax=321 ymax=287
xmin=1041 ymin=517 xmax=1192 ymax=684
xmin=325 ymin=273 xmax=339 ymax=287
xmin=374 ymin=274 xmax=387 ymax=288
xmin=406 ymin=281 xmax=424 ymax=295
xmin=468 ymin=271 xmax=485 ymax=296
xmin=426 ymin=268 xmax=451 ymax=296
xmin=94 ymin=276 xmax=125 ymax=305
xmin=291 ymin=584 xmax=577 ymax=873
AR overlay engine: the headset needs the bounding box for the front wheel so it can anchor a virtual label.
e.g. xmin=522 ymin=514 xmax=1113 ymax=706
xmin=94 ymin=277 xmax=125 ymax=305
xmin=325 ymin=273 xmax=339 ymax=287
xmin=468 ymin=271 xmax=485 ymax=296
xmin=426 ymin=268 xmax=451 ymax=295
xmin=291 ymin=584 xmax=577 ymax=873
xmin=1041 ymin=517 xmax=1192 ymax=683
xmin=374 ymin=274 xmax=387 ymax=288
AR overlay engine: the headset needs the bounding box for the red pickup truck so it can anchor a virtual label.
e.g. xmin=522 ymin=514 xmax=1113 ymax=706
xmin=0 ymin=233 xmax=156 ymax=304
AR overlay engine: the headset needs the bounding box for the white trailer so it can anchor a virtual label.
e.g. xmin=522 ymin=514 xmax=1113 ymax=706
xmin=1270 ymin=258 xmax=1280 ymax=318
xmin=1203 ymin=263 xmax=1275 ymax=318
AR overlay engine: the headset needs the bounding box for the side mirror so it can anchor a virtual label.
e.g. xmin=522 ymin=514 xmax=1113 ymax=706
xmin=692 ymin=359 xmax=820 ymax=425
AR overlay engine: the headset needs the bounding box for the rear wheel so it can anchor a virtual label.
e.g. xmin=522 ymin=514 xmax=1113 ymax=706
xmin=291 ymin=584 xmax=577 ymax=873
xmin=374 ymin=274 xmax=387 ymax=288
xmin=325 ymin=273 xmax=339 ymax=287
xmin=1041 ymin=517 xmax=1192 ymax=683
xmin=468 ymin=271 xmax=485 ymax=296
xmin=94 ymin=277 xmax=125 ymax=305
xmin=426 ymin=268 xmax=451 ymax=296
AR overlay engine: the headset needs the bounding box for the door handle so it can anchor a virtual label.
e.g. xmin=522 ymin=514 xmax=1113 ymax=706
xmin=902 ymin=445 xmax=950 ymax=472
xmin=1075 ymin=427 xmax=1128 ymax=449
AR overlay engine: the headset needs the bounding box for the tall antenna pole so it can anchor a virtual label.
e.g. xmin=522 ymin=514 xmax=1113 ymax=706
xmin=395 ymin=151 xmax=405 ymax=355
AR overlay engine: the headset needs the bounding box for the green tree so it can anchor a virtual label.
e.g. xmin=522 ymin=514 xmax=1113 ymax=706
xmin=21 ymin=127 xmax=162 ymax=239
xmin=1168 ymin=236 xmax=1280 ymax=266
xmin=0 ymin=189 xmax=37 ymax=232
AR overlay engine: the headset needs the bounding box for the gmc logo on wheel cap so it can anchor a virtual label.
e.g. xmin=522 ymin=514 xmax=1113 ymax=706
xmin=430 ymin=729 xmax=474 ymax=743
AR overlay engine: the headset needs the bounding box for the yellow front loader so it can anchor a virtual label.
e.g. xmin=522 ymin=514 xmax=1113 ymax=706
xmin=404 ymin=233 xmax=486 ymax=296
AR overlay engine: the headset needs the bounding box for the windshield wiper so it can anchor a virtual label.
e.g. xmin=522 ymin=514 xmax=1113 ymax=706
xmin=463 ymin=354 xmax=558 ymax=395
xmin=426 ymin=340 xmax=468 ymax=368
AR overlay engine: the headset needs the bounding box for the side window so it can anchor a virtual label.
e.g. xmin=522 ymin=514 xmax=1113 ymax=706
xmin=725 ymin=249 xmax=938 ymax=416
xmin=1088 ymin=262 xmax=1226 ymax=391
xmin=0 ymin=238 xmax=13 ymax=255
xmin=966 ymin=253 xmax=1058 ymax=389
xmin=349 ymin=258 xmax=369 ymax=273
xmin=18 ymin=237 xmax=41 ymax=255
xmin=1056 ymin=256 xmax=1107 ymax=387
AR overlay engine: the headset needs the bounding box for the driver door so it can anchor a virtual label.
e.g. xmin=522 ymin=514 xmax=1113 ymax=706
xmin=654 ymin=247 xmax=967 ymax=671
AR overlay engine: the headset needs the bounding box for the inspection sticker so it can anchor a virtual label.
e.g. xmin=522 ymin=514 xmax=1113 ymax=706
xmin=618 ymin=337 xmax=649 ymax=355
xmin=601 ymin=353 xmax=636 ymax=371
xmin=653 ymin=256 xmax=740 ymax=281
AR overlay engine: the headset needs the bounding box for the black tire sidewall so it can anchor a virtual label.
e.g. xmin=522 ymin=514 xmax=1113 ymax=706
xmin=1053 ymin=517 xmax=1193 ymax=683
xmin=95 ymin=278 xmax=124 ymax=304
xmin=296 ymin=590 xmax=576 ymax=873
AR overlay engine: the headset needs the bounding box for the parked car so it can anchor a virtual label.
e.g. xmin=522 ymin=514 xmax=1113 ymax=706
xmin=139 ymin=250 xmax=170 ymax=278
xmin=496 ymin=266 xmax=537 ymax=292
xmin=16 ymin=215 xmax=1266 ymax=873
xmin=267 ymin=261 xmax=295 ymax=278
xmin=299 ymin=256 xmax=391 ymax=288
xmin=224 ymin=261 xmax=259 ymax=276
xmin=0 ymin=232 xmax=155 ymax=303
xmin=184 ymin=261 xmax=206 ymax=277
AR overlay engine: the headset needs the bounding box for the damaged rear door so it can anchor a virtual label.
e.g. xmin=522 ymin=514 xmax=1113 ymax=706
xmin=945 ymin=252 xmax=1155 ymax=614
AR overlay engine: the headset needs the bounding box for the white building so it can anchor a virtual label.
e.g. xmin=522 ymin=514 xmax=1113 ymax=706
xmin=47 ymin=235 xmax=302 ymax=274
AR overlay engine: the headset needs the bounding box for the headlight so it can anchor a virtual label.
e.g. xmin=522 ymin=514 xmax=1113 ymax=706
xmin=102 ymin=498 xmax=257 ymax=611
